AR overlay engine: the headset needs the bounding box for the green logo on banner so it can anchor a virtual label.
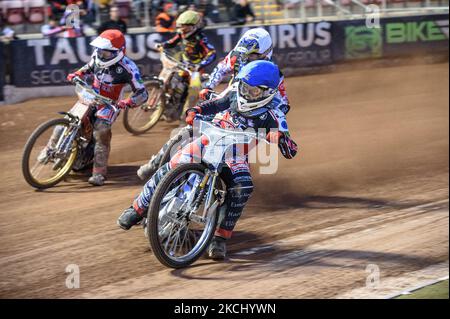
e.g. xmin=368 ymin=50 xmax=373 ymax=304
xmin=345 ymin=26 xmax=382 ymax=59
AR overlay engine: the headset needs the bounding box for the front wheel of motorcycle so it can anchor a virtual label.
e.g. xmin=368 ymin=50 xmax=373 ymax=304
xmin=123 ymin=82 xmax=165 ymax=135
xmin=22 ymin=118 xmax=78 ymax=189
xmin=148 ymin=163 xmax=219 ymax=268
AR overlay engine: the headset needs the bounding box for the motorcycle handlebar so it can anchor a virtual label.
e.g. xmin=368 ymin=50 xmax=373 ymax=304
xmin=72 ymin=77 xmax=118 ymax=113
xmin=160 ymin=50 xmax=199 ymax=74
xmin=192 ymin=114 xmax=269 ymax=143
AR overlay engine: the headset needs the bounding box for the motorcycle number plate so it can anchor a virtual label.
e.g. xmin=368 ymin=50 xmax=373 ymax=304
xmin=69 ymin=102 xmax=90 ymax=120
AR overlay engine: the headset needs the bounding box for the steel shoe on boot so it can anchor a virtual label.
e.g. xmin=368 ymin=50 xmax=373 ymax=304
xmin=136 ymin=157 xmax=158 ymax=181
xmin=88 ymin=173 xmax=106 ymax=186
xmin=207 ymin=236 xmax=227 ymax=260
xmin=117 ymin=206 xmax=143 ymax=230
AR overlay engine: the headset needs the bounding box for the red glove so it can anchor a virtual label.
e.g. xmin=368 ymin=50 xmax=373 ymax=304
xmin=199 ymin=88 xmax=212 ymax=100
xmin=67 ymin=71 xmax=82 ymax=83
xmin=266 ymin=131 xmax=282 ymax=144
xmin=185 ymin=106 xmax=201 ymax=126
xmin=117 ymin=98 xmax=134 ymax=109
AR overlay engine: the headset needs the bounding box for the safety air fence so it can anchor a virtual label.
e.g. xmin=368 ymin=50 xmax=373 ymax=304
xmin=0 ymin=13 xmax=448 ymax=104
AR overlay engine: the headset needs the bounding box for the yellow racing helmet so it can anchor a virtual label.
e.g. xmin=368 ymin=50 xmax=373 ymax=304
xmin=176 ymin=10 xmax=201 ymax=38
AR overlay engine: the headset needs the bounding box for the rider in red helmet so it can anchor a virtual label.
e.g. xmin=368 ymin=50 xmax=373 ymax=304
xmin=67 ymin=29 xmax=148 ymax=186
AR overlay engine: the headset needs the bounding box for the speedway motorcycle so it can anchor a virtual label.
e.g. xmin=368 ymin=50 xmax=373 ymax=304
xmin=122 ymin=50 xmax=209 ymax=135
xmin=144 ymin=115 xmax=268 ymax=268
xmin=21 ymin=78 xmax=118 ymax=189
xmin=149 ymin=91 xmax=226 ymax=172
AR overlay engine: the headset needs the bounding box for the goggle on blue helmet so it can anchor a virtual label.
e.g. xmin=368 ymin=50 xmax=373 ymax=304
xmin=235 ymin=60 xmax=280 ymax=116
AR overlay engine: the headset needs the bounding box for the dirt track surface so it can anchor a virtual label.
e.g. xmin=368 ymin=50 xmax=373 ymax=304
xmin=0 ymin=62 xmax=448 ymax=298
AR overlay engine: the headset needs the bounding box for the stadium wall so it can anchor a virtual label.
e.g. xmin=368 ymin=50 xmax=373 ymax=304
xmin=1 ymin=13 xmax=448 ymax=104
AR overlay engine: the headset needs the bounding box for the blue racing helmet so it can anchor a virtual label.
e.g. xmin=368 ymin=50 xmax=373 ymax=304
xmin=235 ymin=60 xmax=280 ymax=117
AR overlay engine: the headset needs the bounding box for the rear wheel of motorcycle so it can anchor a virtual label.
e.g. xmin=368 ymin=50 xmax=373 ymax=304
xmin=123 ymin=82 xmax=165 ymax=135
xmin=22 ymin=118 xmax=78 ymax=189
xmin=148 ymin=163 xmax=218 ymax=268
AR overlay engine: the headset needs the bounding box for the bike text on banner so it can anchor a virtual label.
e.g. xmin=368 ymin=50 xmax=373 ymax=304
xmin=333 ymin=14 xmax=449 ymax=61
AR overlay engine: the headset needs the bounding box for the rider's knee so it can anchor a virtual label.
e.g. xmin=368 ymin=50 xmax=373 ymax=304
xmin=93 ymin=121 xmax=112 ymax=145
xmin=229 ymin=182 xmax=254 ymax=201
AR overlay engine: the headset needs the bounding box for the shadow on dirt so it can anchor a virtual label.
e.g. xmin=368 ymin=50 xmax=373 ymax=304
xmin=226 ymin=247 xmax=442 ymax=273
xmin=170 ymin=230 xmax=443 ymax=280
xmin=105 ymin=165 xmax=144 ymax=187
xmin=250 ymin=176 xmax=426 ymax=211
xmin=169 ymin=231 xmax=269 ymax=280
xmin=249 ymin=194 xmax=426 ymax=212
xmin=34 ymin=165 xmax=143 ymax=193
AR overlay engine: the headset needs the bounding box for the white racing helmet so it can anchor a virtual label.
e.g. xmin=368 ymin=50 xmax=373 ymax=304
xmin=90 ymin=29 xmax=126 ymax=69
xmin=235 ymin=28 xmax=273 ymax=62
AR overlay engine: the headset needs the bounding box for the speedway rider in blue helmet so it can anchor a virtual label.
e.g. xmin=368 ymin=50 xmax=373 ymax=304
xmin=200 ymin=27 xmax=291 ymax=115
xmin=136 ymin=29 xmax=291 ymax=181
xmin=117 ymin=60 xmax=298 ymax=260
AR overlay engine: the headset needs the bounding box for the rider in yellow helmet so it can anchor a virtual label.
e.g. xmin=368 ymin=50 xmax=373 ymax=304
xmin=161 ymin=10 xmax=216 ymax=65
xmin=155 ymin=10 xmax=216 ymax=121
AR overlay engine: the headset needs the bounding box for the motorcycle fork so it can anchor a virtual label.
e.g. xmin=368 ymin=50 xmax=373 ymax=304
xmin=201 ymin=171 xmax=220 ymax=220
xmin=188 ymin=170 xmax=214 ymax=224
xmin=182 ymin=73 xmax=201 ymax=116
xmin=56 ymin=121 xmax=80 ymax=157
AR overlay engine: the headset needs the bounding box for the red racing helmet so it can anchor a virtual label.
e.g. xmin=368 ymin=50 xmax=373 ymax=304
xmin=90 ymin=29 xmax=126 ymax=68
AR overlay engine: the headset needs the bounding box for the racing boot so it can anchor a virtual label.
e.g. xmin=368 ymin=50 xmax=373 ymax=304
xmin=137 ymin=155 xmax=159 ymax=181
xmin=207 ymin=236 xmax=227 ymax=260
xmin=117 ymin=206 xmax=144 ymax=230
xmin=88 ymin=173 xmax=106 ymax=186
